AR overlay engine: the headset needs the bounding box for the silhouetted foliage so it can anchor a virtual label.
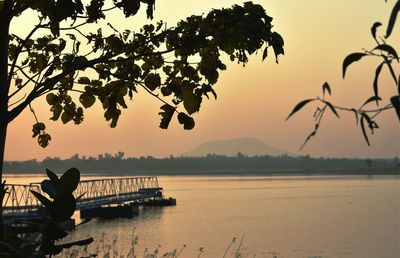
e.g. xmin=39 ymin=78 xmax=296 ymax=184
xmin=1 ymin=0 xmax=283 ymax=148
xmin=0 ymin=0 xmax=284 ymax=241
xmin=0 ymin=168 xmax=93 ymax=257
xmin=0 ymin=2 xmax=284 ymax=232
xmin=287 ymin=0 xmax=400 ymax=148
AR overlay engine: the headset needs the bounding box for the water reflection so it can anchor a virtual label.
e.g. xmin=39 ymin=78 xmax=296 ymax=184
xmin=4 ymin=175 xmax=400 ymax=257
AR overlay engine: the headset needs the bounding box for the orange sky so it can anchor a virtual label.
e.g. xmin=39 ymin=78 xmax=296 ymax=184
xmin=5 ymin=0 xmax=400 ymax=161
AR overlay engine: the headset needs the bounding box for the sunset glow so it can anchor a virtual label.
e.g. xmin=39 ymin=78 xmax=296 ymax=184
xmin=5 ymin=0 xmax=399 ymax=161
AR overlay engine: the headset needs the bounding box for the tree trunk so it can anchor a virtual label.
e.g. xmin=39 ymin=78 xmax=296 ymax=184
xmin=0 ymin=125 xmax=6 ymax=240
xmin=0 ymin=0 xmax=11 ymax=240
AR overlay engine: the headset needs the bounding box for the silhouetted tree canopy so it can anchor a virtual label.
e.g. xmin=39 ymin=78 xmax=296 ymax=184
xmin=4 ymin=152 xmax=399 ymax=175
xmin=0 ymin=0 xmax=284 ymax=177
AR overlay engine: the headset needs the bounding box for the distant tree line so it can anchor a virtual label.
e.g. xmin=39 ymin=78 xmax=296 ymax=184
xmin=3 ymin=152 xmax=399 ymax=175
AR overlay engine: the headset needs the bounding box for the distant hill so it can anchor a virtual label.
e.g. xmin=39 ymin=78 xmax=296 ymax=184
xmin=182 ymin=137 xmax=294 ymax=157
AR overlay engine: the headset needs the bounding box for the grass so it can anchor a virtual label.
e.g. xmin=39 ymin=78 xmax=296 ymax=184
xmin=56 ymin=229 xmax=326 ymax=257
xmin=55 ymin=229 xmax=249 ymax=258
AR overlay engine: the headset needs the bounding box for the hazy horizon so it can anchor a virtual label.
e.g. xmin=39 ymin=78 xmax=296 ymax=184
xmin=4 ymin=135 xmax=400 ymax=162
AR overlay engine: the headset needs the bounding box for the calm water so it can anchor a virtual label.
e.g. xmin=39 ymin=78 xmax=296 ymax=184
xmin=4 ymin=174 xmax=400 ymax=257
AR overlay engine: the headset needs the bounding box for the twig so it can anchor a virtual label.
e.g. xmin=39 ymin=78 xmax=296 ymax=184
xmin=7 ymin=93 xmax=26 ymax=108
xmin=235 ymin=234 xmax=245 ymax=257
xmin=29 ymin=103 xmax=39 ymax=124
xmin=223 ymin=237 xmax=236 ymax=258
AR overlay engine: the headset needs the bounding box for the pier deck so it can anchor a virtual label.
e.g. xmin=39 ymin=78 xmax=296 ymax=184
xmin=2 ymin=176 xmax=165 ymax=220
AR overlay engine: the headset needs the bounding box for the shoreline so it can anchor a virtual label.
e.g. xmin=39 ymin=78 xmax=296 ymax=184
xmin=3 ymin=167 xmax=399 ymax=177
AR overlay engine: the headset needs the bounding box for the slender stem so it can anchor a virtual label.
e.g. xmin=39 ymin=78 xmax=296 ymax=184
xmin=41 ymin=21 xmax=89 ymax=31
xmin=7 ymin=93 xmax=26 ymax=108
xmin=317 ymin=97 xmax=393 ymax=114
xmin=137 ymin=81 xmax=178 ymax=112
xmin=29 ymin=103 xmax=39 ymax=124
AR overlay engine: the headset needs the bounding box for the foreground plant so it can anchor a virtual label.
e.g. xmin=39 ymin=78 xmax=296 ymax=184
xmin=0 ymin=168 xmax=93 ymax=257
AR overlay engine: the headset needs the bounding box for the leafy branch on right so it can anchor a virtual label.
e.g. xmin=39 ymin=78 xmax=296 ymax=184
xmin=287 ymin=0 xmax=400 ymax=149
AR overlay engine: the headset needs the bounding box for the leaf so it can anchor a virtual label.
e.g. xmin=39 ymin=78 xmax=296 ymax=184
xmin=351 ymin=108 xmax=359 ymax=125
xmin=46 ymin=93 xmax=57 ymax=105
xmin=158 ymin=104 xmax=175 ymax=129
xmin=390 ymin=95 xmax=400 ymax=121
xmin=285 ymin=99 xmax=316 ymax=121
xmin=262 ymin=47 xmax=268 ymax=61
xmin=371 ymin=22 xmax=382 ymax=40
xmin=79 ymin=93 xmax=96 ymax=108
xmin=32 ymin=123 xmax=45 ymax=137
xmin=38 ymin=134 xmax=51 ymax=148
xmin=398 ymin=74 xmax=400 ymax=94
xmin=144 ymin=73 xmax=161 ymax=91
xmin=386 ymin=0 xmax=400 ymax=38
xmin=58 ymin=168 xmax=80 ymax=194
xmin=202 ymin=84 xmax=217 ymax=100
xmin=46 ymin=169 xmax=59 ymax=186
xmin=373 ymin=44 xmax=399 ymax=59
xmin=50 ymin=22 xmax=60 ymax=37
xmin=37 ymin=207 xmax=51 ymax=219
xmin=66 ymin=33 xmax=76 ymax=40
xmin=41 ymin=179 xmax=57 ymax=199
xmin=51 ymin=104 xmax=62 ymax=121
xmin=128 ymin=89 xmax=133 ymax=100
xmin=383 ymin=56 xmax=398 ymax=85
xmin=322 ymin=82 xmax=331 ymax=96
xmin=30 ymin=190 xmax=53 ymax=208
xmin=15 ymin=78 xmax=23 ymax=88
xmin=123 ymin=29 xmax=131 ymax=41
xmin=177 ymin=113 xmax=195 ymax=130
xmin=361 ymin=96 xmax=382 ymax=108
xmin=61 ymin=112 xmax=73 ymax=124
xmin=53 ymin=193 xmax=76 ymax=221
xmin=182 ymin=84 xmax=202 ymax=114
xmin=115 ymin=0 xmax=141 ymax=17
xmin=360 ymin=114 xmax=371 ymax=146
xmin=342 ymin=53 xmax=366 ymax=78
xmin=56 ymin=237 xmax=94 ymax=250
xmin=270 ymin=32 xmax=284 ymax=63
xmin=145 ymin=0 xmax=155 ymax=19
xmin=325 ymin=101 xmax=340 ymax=118
xmin=78 ymin=77 xmax=91 ymax=84
xmin=373 ymin=62 xmax=384 ymax=104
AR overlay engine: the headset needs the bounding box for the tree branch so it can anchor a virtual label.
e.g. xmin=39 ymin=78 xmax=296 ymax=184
xmin=103 ymin=48 xmax=176 ymax=64
xmin=7 ymin=93 xmax=26 ymax=109
xmin=137 ymin=81 xmax=178 ymax=112
xmin=7 ymin=54 xmax=109 ymax=123
xmin=7 ymin=22 xmax=42 ymax=87
xmin=40 ymin=21 xmax=89 ymax=31
xmin=318 ymin=97 xmax=394 ymax=114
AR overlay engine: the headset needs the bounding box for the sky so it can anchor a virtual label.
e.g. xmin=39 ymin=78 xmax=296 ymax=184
xmin=4 ymin=0 xmax=400 ymax=161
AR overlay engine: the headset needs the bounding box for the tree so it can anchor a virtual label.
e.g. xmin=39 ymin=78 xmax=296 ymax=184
xmin=365 ymin=158 xmax=373 ymax=168
xmin=0 ymin=0 xmax=284 ymax=224
xmin=286 ymin=0 xmax=400 ymax=149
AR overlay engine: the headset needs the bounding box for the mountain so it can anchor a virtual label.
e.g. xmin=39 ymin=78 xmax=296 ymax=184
xmin=182 ymin=137 xmax=293 ymax=157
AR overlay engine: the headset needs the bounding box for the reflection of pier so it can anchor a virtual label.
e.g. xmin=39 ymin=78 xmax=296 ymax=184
xmin=3 ymin=176 xmax=175 ymax=221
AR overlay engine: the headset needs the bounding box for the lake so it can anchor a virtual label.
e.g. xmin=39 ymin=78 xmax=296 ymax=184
xmin=3 ymin=174 xmax=400 ymax=257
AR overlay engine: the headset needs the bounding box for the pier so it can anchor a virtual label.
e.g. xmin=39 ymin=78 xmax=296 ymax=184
xmin=2 ymin=176 xmax=175 ymax=223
